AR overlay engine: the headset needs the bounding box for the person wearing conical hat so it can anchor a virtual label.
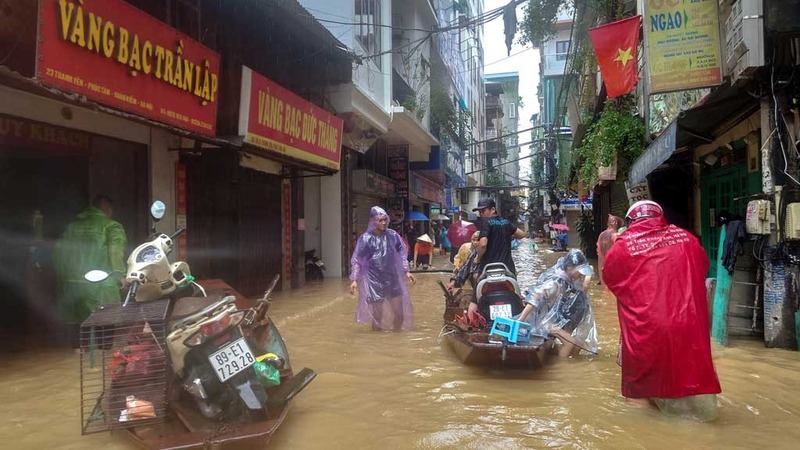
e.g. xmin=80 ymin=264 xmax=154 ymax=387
xmin=414 ymin=234 xmax=434 ymax=270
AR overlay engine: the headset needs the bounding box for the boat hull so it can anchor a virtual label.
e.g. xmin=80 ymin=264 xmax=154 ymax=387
xmin=123 ymin=401 xmax=289 ymax=450
xmin=443 ymin=330 xmax=552 ymax=369
xmin=118 ymin=279 xmax=313 ymax=449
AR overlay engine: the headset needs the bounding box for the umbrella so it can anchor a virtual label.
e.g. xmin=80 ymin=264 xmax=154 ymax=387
xmin=405 ymin=211 xmax=429 ymax=221
xmin=550 ymin=223 xmax=570 ymax=231
xmin=433 ymin=214 xmax=450 ymax=221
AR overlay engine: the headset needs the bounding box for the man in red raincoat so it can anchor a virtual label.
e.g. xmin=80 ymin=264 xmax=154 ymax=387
xmin=603 ymin=200 xmax=721 ymax=415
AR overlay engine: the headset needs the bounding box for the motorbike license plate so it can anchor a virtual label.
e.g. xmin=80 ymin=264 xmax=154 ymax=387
xmin=489 ymin=304 xmax=513 ymax=320
xmin=208 ymin=338 xmax=256 ymax=383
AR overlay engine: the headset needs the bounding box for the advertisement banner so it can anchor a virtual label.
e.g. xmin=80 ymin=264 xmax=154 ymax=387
xmin=239 ymin=66 xmax=343 ymax=171
xmin=351 ymin=169 xmax=395 ymax=197
xmin=0 ymin=114 xmax=90 ymax=152
xmin=36 ymin=0 xmax=220 ymax=136
xmin=644 ymin=0 xmax=722 ymax=93
xmin=411 ymin=173 xmax=445 ymax=204
xmin=387 ymin=145 xmax=409 ymax=198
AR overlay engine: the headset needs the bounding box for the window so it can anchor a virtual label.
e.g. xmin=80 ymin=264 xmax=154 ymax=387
xmin=509 ymin=102 xmax=516 ymax=119
xmin=556 ymin=40 xmax=570 ymax=61
xmin=355 ymin=0 xmax=382 ymax=68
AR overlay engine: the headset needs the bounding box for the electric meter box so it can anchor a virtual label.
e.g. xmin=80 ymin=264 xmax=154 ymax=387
xmin=784 ymin=203 xmax=800 ymax=240
xmin=745 ymin=199 xmax=772 ymax=234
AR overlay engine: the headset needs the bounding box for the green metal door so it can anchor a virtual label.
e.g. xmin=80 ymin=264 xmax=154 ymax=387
xmin=700 ymin=164 xmax=748 ymax=278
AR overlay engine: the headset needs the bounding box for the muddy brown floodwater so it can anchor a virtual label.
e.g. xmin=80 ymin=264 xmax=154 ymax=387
xmin=2 ymin=239 xmax=800 ymax=449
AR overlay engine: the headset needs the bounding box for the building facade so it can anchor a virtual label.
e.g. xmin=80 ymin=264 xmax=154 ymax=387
xmin=0 ymin=0 xmax=354 ymax=340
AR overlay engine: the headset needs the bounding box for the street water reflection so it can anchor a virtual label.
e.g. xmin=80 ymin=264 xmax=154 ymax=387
xmin=2 ymin=239 xmax=800 ymax=449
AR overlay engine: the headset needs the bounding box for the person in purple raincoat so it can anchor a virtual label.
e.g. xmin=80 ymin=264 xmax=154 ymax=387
xmin=349 ymin=207 xmax=416 ymax=331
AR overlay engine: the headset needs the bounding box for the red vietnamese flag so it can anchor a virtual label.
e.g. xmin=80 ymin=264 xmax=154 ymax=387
xmin=588 ymin=16 xmax=641 ymax=98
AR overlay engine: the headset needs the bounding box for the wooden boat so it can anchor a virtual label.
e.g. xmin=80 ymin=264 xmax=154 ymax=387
xmin=439 ymin=281 xmax=552 ymax=369
xmin=120 ymin=279 xmax=315 ymax=449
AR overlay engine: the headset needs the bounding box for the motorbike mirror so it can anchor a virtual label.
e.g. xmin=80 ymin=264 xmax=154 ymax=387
xmin=85 ymin=270 xmax=110 ymax=282
xmin=150 ymin=200 xmax=166 ymax=221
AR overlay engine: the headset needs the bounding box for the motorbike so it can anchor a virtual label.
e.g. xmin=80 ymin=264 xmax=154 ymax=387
xmin=304 ymin=249 xmax=325 ymax=281
xmin=474 ymin=263 xmax=525 ymax=322
xmin=81 ymin=201 xmax=315 ymax=446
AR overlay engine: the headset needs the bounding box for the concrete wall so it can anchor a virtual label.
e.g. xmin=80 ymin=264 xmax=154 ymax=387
xmin=304 ymin=176 xmax=322 ymax=254
xmin=541 ymin=28 xmax=572 ymax=77
xmin=0 ymin=85 xmax=149 ymax=144
xmin=149 ymin=128 xmax=179 ymax=234
xmin=320 ymin=172 xmax=344 ymax=276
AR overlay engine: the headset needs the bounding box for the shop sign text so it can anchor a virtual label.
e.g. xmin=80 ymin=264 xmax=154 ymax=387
xmin=0 ymin=115 xmax=90 ymax=151
xmin=240 ymin=67 xmax=343 ymax=171
xmin=37 ymin=0 xmax=220 ymax=135
xmin=387 ymin=145 xmax=409 ymax=198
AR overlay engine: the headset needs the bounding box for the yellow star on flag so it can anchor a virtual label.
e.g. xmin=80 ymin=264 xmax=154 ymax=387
xmin=613 ymin=47 xmax=634 ymax=67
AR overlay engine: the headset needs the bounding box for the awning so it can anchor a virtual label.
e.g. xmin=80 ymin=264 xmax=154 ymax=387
xmin=628 ymin=82 xmax=759 ymax=185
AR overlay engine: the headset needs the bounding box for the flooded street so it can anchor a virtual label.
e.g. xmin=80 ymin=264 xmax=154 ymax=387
xmin=2 ymin=239 xmax=800 ymax=449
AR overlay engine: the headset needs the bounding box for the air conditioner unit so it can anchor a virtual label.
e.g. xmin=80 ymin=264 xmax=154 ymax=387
xmin=723 ymin=0 xmax=764 ymax=85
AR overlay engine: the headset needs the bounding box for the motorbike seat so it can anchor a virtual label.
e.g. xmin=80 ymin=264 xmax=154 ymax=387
xmin=168 ymin=294 xmax=235 ymax=330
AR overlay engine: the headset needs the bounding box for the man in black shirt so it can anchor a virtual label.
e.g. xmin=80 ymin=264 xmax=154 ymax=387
xmin=472 ymin=198 xmax=526 ymax=276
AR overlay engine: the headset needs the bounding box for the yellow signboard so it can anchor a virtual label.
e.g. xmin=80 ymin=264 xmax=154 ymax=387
xmin=644 ymin=0 xmax=722 ymax=93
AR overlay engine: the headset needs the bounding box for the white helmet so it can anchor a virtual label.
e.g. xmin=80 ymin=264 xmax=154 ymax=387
xmin=625 ymin=200 xmax=663 ymax=222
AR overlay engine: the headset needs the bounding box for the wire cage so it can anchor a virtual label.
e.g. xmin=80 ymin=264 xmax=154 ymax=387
xmin=79 ymin=298 xmax=170 ymax=435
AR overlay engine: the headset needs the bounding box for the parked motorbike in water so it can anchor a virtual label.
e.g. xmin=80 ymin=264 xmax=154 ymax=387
xmin=304 ymin=249 xmax=325 ymax=281
xmin=81 ymin=201 xmax=315 ymax=446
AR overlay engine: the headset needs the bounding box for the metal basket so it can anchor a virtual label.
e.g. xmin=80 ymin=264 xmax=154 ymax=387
xmin=79 ymin=299 xmax=170 ymax=435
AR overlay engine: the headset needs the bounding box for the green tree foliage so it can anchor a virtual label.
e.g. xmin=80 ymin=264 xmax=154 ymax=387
xmin=518 ymin=0 xmax=572 ymax=47
xmin=430 ymin=82 xmax=473 ymax=143
xmin=574 ymin=98 xmax=645 ymax=185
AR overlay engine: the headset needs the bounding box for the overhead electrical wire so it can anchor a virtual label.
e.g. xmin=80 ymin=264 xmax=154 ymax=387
xmin=304 ymin=0 xmax=529 ymax=64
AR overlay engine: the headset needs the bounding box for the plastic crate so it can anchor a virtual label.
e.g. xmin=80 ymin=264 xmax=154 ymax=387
xmin=79 ymin=298 xmax=170 ymax=435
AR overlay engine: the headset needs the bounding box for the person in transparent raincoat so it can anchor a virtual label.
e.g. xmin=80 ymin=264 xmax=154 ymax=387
xmin=349 ymin=207 xmax=416 ymax=331
xmin=517 ymin=249 xmax=599 ymax=357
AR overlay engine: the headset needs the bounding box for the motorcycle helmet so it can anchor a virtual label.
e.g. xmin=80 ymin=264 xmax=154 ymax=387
xmin=625 ymin=200 xmax=664 ymax=222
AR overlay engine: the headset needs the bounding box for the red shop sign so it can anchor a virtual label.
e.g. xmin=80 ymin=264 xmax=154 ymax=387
xmin=36 ymin=0 xmax=220 ymax=136
xmin=239 ymin=66 xmax=343 ymax=171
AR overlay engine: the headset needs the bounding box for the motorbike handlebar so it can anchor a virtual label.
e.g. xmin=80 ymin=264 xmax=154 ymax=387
xmin=170 ymin=227 xmax=186 ymax=240
xmin=122 ymin=279 xmax=139 ymax=307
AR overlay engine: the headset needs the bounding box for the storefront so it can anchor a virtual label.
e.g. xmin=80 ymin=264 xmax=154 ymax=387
xmin=234 ymin=66 xmax=344 ymax=290
xmin=0 ymin=0 xmax=224 ymax=342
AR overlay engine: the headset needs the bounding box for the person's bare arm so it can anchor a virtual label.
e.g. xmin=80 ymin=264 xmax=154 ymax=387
xmin=474 ymin=237 xmax=488 ymax=264
xmin=513 ymin=228 xmax=526 ymax=239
